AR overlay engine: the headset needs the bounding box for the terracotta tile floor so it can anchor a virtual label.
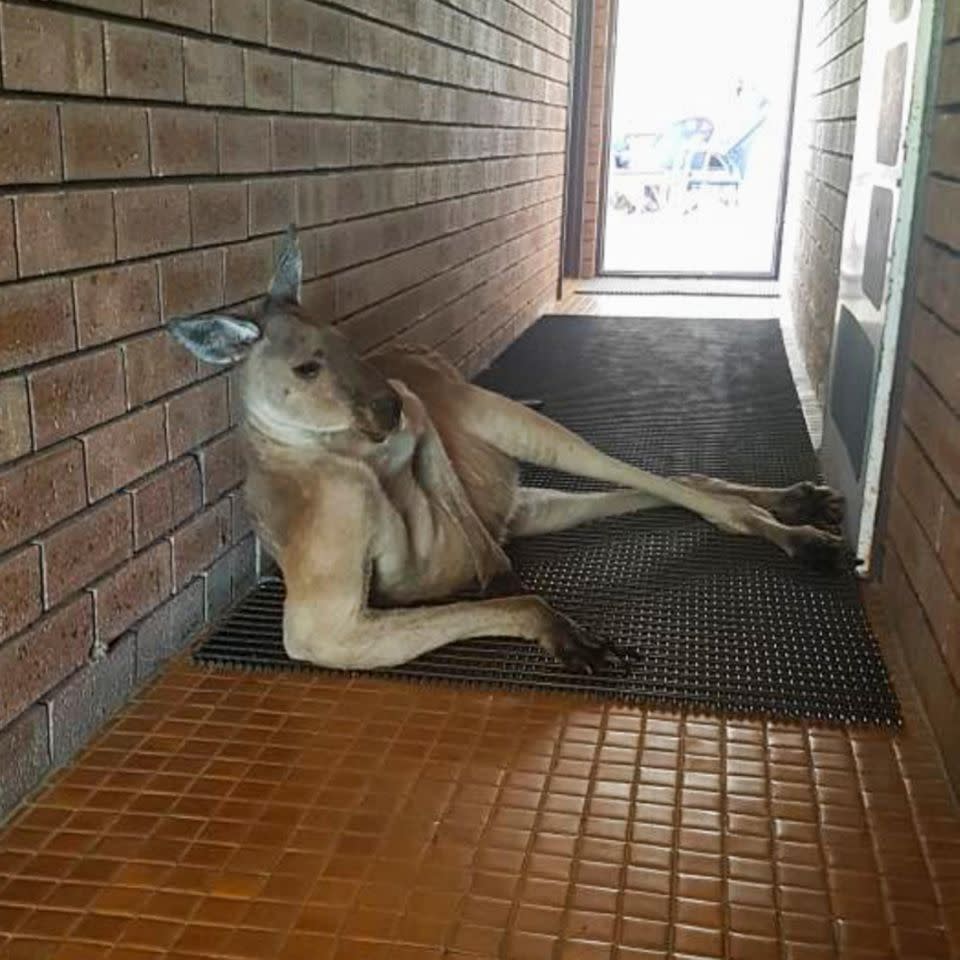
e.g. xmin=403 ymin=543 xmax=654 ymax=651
xmin=0 ymin=589 xmax=957 ymax=960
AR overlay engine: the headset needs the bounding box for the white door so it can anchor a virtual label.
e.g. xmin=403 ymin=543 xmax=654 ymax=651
xmin=820 ymin=0 xmax=937 ymax=572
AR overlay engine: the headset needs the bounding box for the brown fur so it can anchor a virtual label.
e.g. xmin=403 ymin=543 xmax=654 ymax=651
xmin=370 ymin=343 xmax=518 ymax=542
xmin=166 ymin=227 xmax=846 ymax=673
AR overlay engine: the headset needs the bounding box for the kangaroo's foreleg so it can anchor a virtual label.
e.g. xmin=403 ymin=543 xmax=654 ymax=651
xmin=508 ymin=488 xmax=668 ymax=538
xmin=281 ymin=469 xmax=614 ymax=673
xmin=459 ymin=387 xmax=845 ymax=562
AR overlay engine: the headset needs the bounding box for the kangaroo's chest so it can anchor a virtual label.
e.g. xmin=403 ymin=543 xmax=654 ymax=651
xmin=369 ymin=438 xmax=490 ymax=605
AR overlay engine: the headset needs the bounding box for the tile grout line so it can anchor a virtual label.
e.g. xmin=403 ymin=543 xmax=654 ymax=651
xmin=761 ymin=720 xmax=788 ymax=960
xmin=495 ymin=706 xmax=571 ymax=959
xmin=550 ymin=708 xmax=610 ymax=960
xmin=664 ymin=715 xmax=687 ymax=957
xmin=720 ymin=716 xmax=730 ymax=960
xmin=801 ymin=723 xmax=841 ymax=957
xmin=610 ymin=706 xmax=647 ymax=959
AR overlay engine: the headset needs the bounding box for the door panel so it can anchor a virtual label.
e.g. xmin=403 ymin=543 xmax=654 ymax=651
xmin=820 ymin=0 xmax=935 ymax=570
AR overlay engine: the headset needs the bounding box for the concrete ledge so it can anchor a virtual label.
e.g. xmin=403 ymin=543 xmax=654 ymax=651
xmin=0 ymin=706 xmax=49 ymax=822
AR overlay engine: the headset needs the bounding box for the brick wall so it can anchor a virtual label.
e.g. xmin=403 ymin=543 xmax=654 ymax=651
xmin=0 ymin=0 xmax=571 ymax=816
xmin=879 ymin=4 xmax=960 ymax=789
xmin=786 ymin=0 xmax=866 ymax=399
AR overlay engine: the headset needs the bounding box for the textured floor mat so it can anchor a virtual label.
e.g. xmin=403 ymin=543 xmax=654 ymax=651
xmin=194 ymin=316 xmax=900 ymax=726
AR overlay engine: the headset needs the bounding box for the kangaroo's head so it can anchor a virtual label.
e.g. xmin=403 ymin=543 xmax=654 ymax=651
xmin=168 ymin=226 xmax=402 ymax=447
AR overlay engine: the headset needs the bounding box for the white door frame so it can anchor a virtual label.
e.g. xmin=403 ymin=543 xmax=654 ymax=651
xmin=820 ymin=0 xmax=939 ymax=574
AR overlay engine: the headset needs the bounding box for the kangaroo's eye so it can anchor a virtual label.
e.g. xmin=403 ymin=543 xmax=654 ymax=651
xmin=292 ymin=359 xmax=322 ymax=379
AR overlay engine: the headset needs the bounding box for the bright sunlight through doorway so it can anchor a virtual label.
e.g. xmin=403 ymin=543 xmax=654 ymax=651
xmin=600 ymin=0 xmax=803 ymax=277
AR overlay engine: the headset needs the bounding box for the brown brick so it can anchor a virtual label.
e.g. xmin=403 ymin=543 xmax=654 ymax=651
xmin=349 ymin=17 xmax=403 ymax=72
xmin=149 ymin=108 xmax=218 ymax=176
xmin=888 ymin=491 xmax=960 ymax=656
xmin=333 ymin=67 xmax=419 ymax=119
xmin=82 ymin=405 xmax=168 ymax=501
xmin=0 ymin=198 xmax=15 ymax=281
xmin=916 ymin=240 xmax=960 ymax=328
xmin=115 ymin=185 xmax=191 ymax=259
xmin=0 ymin=546 xmax=42 ymax=644
xmin=296 ymin=227 xmax=321 ymax=281
xmin=199 ymin=430 xmax=244 ymax=502
xmin=904 ymin=370 xmax=960 ymax=498
xmin=313 ymin=119 xmax=351 ymax=168
xmin=0 ymin=596 xmax=93 ymax=730
xmin=267 ymin=0 xmax=312 ymax=53
xmin=213 ymin=0 xmax=266 ymax=42
xmin=0 ymin=443 xmax=86 ymax=553
xmin=0 ymin=5 xmax=104 ymax=95
xmin=16 ymin=191 xmax=116 ymax=277
xmin=41 ymin=497 xmax=133 ymax=607
xmin=61 ymin=103 xmax=150 ymax=181
xmin=947 ymin=0 xmax=960 ymax=39
xmin=223 ymin=237 xmax=273 ymax=302
xmin=417 ymin=161 xmax=484 ymax=204
xmin=166 ymin=376 xmax=230 ymax=458
xmin=269 ymin=0 xmax=348 ymax=58
xmin=129 ymin=457 xmax=202 ymax=549
xmin=926 ymin=178 xmax=960 ymax=250
xmin=230 ymin=491 xmax=253 ymax=541
xmin=271 ymin=116 xmax=314 ymax=170
xmin=184 ymin=38 xmax=243 ymax=106
xmin=190 ymin=182 xmax=248 ymax=246
xmin=159 ymin=248 xmax=225 ymax=319
xmin=249 ymin=179 xmax=295 ymax=235
xmin=910 ymin=306 xmax=960 ymax=413
xmin=244 ymin=49 xmax=292 ymax=110
xmin=930 ymin=113 xmax=960 ymax=177
xmin=68 ymin=0 xmax=140 ymax=12
xmin=292 ymin=60 xmax=333 ymax=113
xmin=123 ymin=329 xmax=198 ymax=407
xmin=0 ymin=278 xmax=76 ymax=374
xmin=224 ymin=368 xmax=243 ymax=426
xmin=144 ymin=0 xmax=211 ymax=30
xmin=0 ymin=376 xmax=31 ymax=464
xmin=28 ymin=349 xmax=127 ymax=448
xmin=171 ymin=497 xmax=232 ymax=587
xmin=74 ymin=262 xmax=160 ymax=348
xmin=105 ymin=22 xmax=185 ymax=101
xmin=894 ymin=428 xmax=947 ymax=549
xmin=219 ymin=114 xmax=271 ymax=174
xmin=0 ymin=100 xmax=62 ymax=185
xmin=334 ymin=169 xmax=418 ymax=222
xmin=941 ymin=496 xmax=960 ymax=596
xmin=91 ymin=541 xmax=172 ymax=642
xmin=301 ymin=276 xmax=335 ymax=317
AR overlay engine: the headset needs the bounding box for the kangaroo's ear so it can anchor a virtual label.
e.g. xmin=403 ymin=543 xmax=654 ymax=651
xmin=167 ymin=313 xmax=262 ymax=365
xmin=269 ymin=223 xmax=302 ymax=305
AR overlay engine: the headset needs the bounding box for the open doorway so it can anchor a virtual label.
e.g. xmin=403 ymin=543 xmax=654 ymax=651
xmin=599 ymin=0 xmax=803 ymax=277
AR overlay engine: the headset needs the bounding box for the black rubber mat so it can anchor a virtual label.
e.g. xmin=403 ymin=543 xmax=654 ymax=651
xmin=195 ymin=316 xmax=900 ymax=726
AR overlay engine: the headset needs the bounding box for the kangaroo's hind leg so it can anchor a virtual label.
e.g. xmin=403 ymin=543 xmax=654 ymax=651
xmin=508 ymin=488 xmax=668 ymax=538
xmin=674 ymin=475 xmax=844 ymax=532
xmin=456 ymin=385 xmax=846 ymax=566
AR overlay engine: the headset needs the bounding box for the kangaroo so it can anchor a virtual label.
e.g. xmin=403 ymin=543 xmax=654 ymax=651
xmin=169 ymin=226 xmax=845 ymax=673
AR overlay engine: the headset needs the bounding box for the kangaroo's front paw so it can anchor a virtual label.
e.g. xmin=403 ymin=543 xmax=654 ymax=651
xmin=540 ymin=611 xmax=617 ymax=675
xmin=773 ymin=481 xmax=845 ymax=533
